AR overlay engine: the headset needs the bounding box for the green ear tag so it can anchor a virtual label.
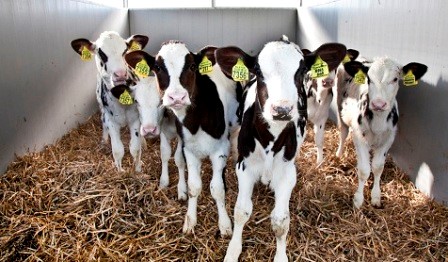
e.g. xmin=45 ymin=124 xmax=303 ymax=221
xmin=81 ymin=46 xmax=92 ymax=61
xmin=342 ymin=54 xmax=351 ymax=64
xmin=135 ymin=59 xmax=150 ymax=78
xmin=354 ymin=69 xmax=366 ymax=85
xmin=199 ymin=56 xmax=213 ymax=75
xmin=403 ymin=70 xmax=418 ymax=86
xmin=129 ymin=41 xmax=142 ymax=51
xmin=311 ymin=56 xmax=329 ymax=79
xmin=119 ymin=89 xmax=134 ymax=105
xmin=232 ymin=58 xmax=249 ymax=81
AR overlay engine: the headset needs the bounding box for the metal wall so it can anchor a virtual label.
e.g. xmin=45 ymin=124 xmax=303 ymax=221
xmin=0 ymin=0 xmax=128 ymax=173
xmin=129 ymin=8 xmax=297 ymax=56
xmin=297 ymin=0 xmax=448 ymax=204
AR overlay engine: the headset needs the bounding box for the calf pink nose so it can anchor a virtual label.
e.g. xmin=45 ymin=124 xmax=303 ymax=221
xmin=271 ymin=101 xmax=294 ymax=120
xmin=322 ymin=78 xmax=334 ymax=88
xmin=113 ymin=70 xmax=127 ymax=81
xmin=371 ymin=99 xmax=387 ymax=111
xmin=167 ymin=93 xmax=188 ymax=106
xmin=140 ymin=125 xmax=159 ymax=137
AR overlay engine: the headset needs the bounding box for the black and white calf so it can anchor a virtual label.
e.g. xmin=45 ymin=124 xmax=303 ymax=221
xmin=124 ymin=51 xmax=187 ymax=200
xmin=138 ymin=41 xmax=239 ymax=235
xmin=336 ymin=57 xmax=427 ymax=208
xmin=303 ymin=48 xmax=359 ymax=164
xmin=71 ymin=31 xmax=148 ymax=172
xmin=216 ymin=39 xmax=346 ymax=261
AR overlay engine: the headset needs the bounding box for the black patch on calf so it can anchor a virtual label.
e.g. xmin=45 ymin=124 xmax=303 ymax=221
xmin=272 ymin=121 xmax=297 ymax=161
xmin=182 ymin=73 xmax=226 ymax=139
xmin=357 ymin=114 xmax=362 ymax=125
xmin=98 ymin=48 xmax=108 ymax=63
xmin=135 ymin=131 xmax=139 ymax=137
xmin=100 ymin=81 xmax=109 ymax=107
xmin=221 ymin=166 xmax=227 ymax=192
xmin=154 ymin=57 xmax=170 ymax=91
xmin=387 ymin=105 xmax=399 ymax=126
xmin=297 ymin=116 xmax=306 ymax=137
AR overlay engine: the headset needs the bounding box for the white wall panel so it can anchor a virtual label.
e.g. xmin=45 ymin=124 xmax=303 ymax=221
xmin=298 ymin=0 xmax=448 ymax=204
xmin=0 ymin=0 xmax=128 ymax=173
xmin=129 ymin=8 xmax=297 ymax=55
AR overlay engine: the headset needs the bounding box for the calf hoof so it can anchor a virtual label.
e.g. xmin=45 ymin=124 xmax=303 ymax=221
xmin=177 ymin=182 xmax=187 ymax=201
xmin=219 ymin=217 xmax=233 ymax=236
xmin=182 ymin=215 xmax=196 ymax=234
xmin=274 ymin=252 xmax=288 ymax=262
xmin=353 ymin=193 xmax=364 ymax=209
xmin=371 ymin=196 xmax=382 ymax=208
xmin=135 ymin=162 xmax=142 ymax=173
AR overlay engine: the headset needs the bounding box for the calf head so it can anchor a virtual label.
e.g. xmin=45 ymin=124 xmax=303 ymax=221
xmin=139 ymin=41 xmax=218 ymax=111
xmin=124 ymin=50 xmax=162 ymax=137
xmin=216 ymin=39 xmax=346 ymax=125
xmin=344 ymin=58 xmax=427 ymax=112
xmin=71 ymin=31 xmax=149 ymax=88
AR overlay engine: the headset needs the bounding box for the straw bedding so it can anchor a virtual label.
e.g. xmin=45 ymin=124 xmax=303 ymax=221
xmin=1 ymin=113 xmax=447 ymax=261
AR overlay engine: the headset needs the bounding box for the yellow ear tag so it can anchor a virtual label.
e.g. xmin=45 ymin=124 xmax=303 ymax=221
xmin=232 ymin=58 xmax=249 ymax=81
xmin=199 ymin=56 xmax=213 ymax=75
xmin=403 ymin=70 xmax=418 ymax=86
xmin=119 ymin=89 xmax=134 ymax=105
xmin=129 ymin=41 xmax=142 ymax=51
xmin=354 ymin=69 xmax=366 ymax=85
xmin=311 ymin=56 xmax=329 ymax=79
xmin=342 ymin=54 xmax=351 ymax=64
xmin=81 ymin=46 xmax=92 ymax=61
xmin=135 ymin=59 xmax=150 ymax=78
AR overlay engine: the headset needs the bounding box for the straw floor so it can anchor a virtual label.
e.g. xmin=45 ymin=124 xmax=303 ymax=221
xmin=1 ymin=113 xmax=447 ymax=261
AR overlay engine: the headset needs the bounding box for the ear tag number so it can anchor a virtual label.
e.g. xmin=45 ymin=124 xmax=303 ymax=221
xmin=311 ymin=56 xmax=329 ymax=79
xmin=199 ymin=56 xmax=213 ymax=75
xmin=135 ymin=59 xmax=150 ymax=78
xmin=403 ymin=70 xmax=418 ymax=86
xmin=354 ymin=69 xmax=366 ymax=85
xmin=232 ymin=58 xmax=249 ymax=81
xmin=130 ymin=41 xmax=142 ymax=51
xmin=342 ymin=54 xmax=351 ymax=64
xmin=119 ymin=89 xmax=134 ymax=105
xmin=81 ymin=46 xmax=92 ymax=61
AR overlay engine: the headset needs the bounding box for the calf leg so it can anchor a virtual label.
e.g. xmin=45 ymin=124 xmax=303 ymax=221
xmin=353 ymin=136 xmax=371 ymax=208
xmin=159 ymin=132 xmax=171 ymax=188
xmin=101 ymin=111 xmax=109 ymax=144
xmin=182 ymin=150 xmax=202 ymax=234
xmin=129 ymin=120 xmax=142 ymax=172
xmin=224 ymin=162 xmax=255 ymax=262
xmin=313 ymin=120 xmax=326 ymax=164
xmin=336 ymin=122 xmax=349 ymax=158
xmin=271 ymin=163 xmax=296 ymax=262
xmin=106 ymin=119 xmax=125 ymax=172
xmin=174 ymin=138 xmax=187 ymax=200
xmin=371 ymin=137 xmax=394 ymax=207
xmin=210 ymin=149 xmax=232 ymax=236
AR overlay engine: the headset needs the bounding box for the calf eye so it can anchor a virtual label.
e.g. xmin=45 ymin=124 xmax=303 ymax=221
xmin=393 ymin=77 xmax=398 ymax=82
xmin=254 ymin=64 xmax=262 ymax=76
xmin=153 ymin=64 xmax=160 ymax=72
xmin=190 ymin=64 xmax=197 ymax=71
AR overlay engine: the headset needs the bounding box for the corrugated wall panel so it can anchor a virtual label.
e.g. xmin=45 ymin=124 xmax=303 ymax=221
xmin=129 ymin=8 xmax=297 ymax=55
xmin=0 ymin=0 xmax=128 ymax=173
xmin=298 ymin=0 xmax=448 ymax=204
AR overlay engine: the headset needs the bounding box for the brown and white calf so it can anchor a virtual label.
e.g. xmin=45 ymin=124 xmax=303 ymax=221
xmin=124 ymin=51 xmax=187 ymax=200
xmin=336 ymin=57 xmax=427 ymax=208
xmin=136 ymin=41 xmax=239 ymax=236
xmin=303 ymin=48 xmax=359 ymax=164
xmin=71 ymin=31 xmax=148 ymax=172
xmin=216 ymin=39 xmax=346 ymax=262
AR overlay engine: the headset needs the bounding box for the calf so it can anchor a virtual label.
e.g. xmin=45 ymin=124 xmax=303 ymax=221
xmin=216 ymin=39 xmax=346 ymax=261
xmin=124 ymin=51 xmax=187 ymax=200
xmin=71 ymin=31 xmax=148 ymax=172
xmin=136 ymin=41 xmax=239 ymax=236
xmin=336 ymin=57 xmax=427 ymax=208
xmin=303 ymin=48 xmax=359 ymax=164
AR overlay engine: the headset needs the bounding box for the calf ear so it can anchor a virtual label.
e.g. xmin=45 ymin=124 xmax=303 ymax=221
xmin=127 ymin=34 xmax=149 ymax=51
xmin=301 ymin=49 xmax=311 ymax=56
xmin=71 ymin=38 xmax=95 ymax=56
xmin=402 ymin=62 xmax=428 ymax=80
xmin=347 ymin=49 xmax=360 ymax=61
xmin=344 ymin=61 xmax=369 ymax=77
xmin=196 ymin=46 xmax=218 ymax=65
xmin=304 ymin=43 xmax=347 ymax=71
xmin=215 ymin=46 xmax=256 ymax=79
xmin=124 ymin=50 xmax=155 ymax=71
